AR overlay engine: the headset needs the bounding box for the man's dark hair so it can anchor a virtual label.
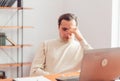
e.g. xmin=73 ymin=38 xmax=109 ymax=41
xmin=58 ymin=13 xmax=78 ymax=26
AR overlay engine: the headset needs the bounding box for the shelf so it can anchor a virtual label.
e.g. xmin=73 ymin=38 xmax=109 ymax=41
xmin=0 ymin=62 xmax=31 ymax=68
xmin=0 ymin=44 xmax=32 ymax=48
xmin=0 ymin=0 xmax=32 ymax=77
xmin=0 ymin=7 xmax=32 ymax=9
xmin=0 ymin=26 xmax=33 ymax=29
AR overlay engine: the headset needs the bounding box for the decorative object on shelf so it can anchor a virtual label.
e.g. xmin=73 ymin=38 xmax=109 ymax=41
xmin=0 ymin=0 xmax=16 ymax=7
xmin=0 ymin=32 xmax=17 ymax=46
xmin=6 ymin=36 xmax=16 ymax=46
xmin=0 ymin=32 xmax=6 ymax=46
xmin=0 ymin=71 xmax=6 ymax=79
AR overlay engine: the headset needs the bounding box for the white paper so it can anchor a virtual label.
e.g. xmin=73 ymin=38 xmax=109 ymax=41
xmin=14 ymin=76 xmax=50 ymax=81
xmin=115 ymin=80 xmax=120 ymax=81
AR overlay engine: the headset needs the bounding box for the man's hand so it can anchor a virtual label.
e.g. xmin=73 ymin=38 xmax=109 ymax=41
xmin=67 ymin=27 xmax=83 ymax=41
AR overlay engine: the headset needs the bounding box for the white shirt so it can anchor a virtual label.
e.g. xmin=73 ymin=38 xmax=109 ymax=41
xmin=30 ymin=38 xmax=92 ymax=76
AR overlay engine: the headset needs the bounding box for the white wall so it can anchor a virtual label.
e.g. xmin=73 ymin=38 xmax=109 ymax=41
xmin=24 ymin=0 xmax=112 ymax=63
xmin=21 ymin=0 xmax=66 ymax=77
xmin=0 ymin=0 xmax=65 ymax=77
xmin=62 ymin=0 xmax=112 ymax=48
xmin=23 ymin=0 xmax=112 ymax=76
xmin=0 ymin=0 xmax=112 ymax=77
xmin=23 ymin=0 xmax=65 ymax=64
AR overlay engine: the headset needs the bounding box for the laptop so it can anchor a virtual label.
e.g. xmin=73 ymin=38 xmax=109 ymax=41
xmin=80 ymin=47 xmax=120 ymax=81
xmin=56 ymin=48 xmax=120 ymax=81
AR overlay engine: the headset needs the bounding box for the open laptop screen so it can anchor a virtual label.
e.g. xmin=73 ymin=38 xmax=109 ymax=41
xmin=80 ymin=48 xmax=120 ymax=81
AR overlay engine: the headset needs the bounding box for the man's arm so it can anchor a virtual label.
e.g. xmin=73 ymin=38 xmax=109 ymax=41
xmin=30 ymin=42 xmax=49 ymax=76
xmin=69 ymin=27 xmax=92 ymax=49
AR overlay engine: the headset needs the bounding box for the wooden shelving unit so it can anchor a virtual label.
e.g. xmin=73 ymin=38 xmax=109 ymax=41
xmin=0 ymin=62 xmax=31 ymax=68
xmin=0 ymin=26 xmax=33 ymax=29
xmin=0 ymin=7 xmax=32 ymax=10
xmin=0 ymin=44 xmax=32 ymax=48
xmin=0 ymin=0 xmax=32 ymax=77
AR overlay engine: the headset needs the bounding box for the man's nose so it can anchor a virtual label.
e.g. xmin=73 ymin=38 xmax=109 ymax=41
xmin=65 ymin=32 xmax=71 ymax=36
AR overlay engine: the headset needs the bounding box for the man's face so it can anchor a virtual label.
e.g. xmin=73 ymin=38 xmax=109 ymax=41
xmin=59 ymin=19 xmax=77 ymax=42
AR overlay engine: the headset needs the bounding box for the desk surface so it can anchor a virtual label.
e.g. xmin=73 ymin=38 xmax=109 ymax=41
xmin=0 ymin=79 xmax=12 ymax=81
xmin=0 ymin=72 xmax=80 ymax=81
xmin=45 ymin=72 xmax=80 ymax=81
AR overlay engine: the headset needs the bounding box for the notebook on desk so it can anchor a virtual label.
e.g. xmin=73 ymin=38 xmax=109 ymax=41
xmin=56 ymin=48 xmax=120 ymax=81
xmin=56 ymin=75 xmax=79 ymax=81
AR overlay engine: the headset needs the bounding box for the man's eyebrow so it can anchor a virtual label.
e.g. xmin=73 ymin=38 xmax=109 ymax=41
xmin=62 ymin=27 xmax=68 ymax=31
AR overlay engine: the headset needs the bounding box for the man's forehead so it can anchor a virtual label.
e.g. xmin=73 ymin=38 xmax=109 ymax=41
xmin=60 ymin=20 xmax=76 ymax=26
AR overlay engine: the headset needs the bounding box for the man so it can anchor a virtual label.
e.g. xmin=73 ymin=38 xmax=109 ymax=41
xmin=30 ymin=13 xmax=92 ymax=76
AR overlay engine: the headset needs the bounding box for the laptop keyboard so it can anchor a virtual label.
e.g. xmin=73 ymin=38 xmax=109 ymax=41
xmin=56 ymin=76 xmax=79 ymax=81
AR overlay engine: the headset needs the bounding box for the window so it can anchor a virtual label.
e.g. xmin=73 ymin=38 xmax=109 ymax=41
xmin=111 ymin=0 xmax=120 ymax=47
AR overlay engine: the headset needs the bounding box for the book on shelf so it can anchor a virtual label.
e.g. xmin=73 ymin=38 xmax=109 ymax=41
xmin=0 ymin=0 xmax=16 ymax=7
